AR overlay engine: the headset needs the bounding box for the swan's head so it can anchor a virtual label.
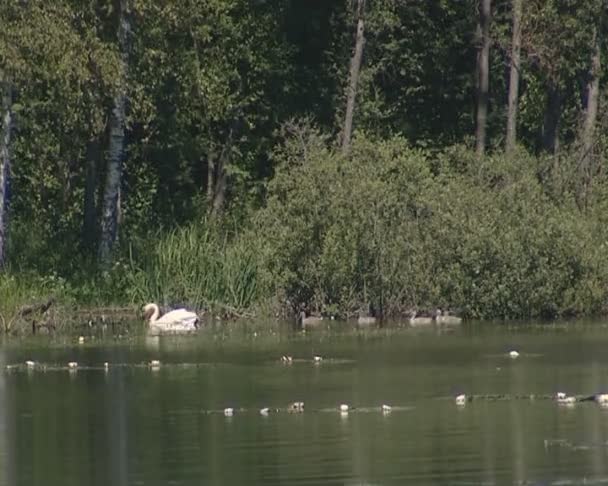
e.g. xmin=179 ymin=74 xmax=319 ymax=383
xmin=143 ymin=303 xmax=157 ymax=320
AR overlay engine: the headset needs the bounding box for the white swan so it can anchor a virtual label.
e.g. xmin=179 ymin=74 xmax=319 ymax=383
xmin=143 ymin=303 xmax=199 ymax=335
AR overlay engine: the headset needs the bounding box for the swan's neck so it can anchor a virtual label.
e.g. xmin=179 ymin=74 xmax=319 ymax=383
xmin=149 ymin=304 xmax=160 ymax=324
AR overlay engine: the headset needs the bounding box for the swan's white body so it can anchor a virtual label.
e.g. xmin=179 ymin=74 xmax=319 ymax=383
xmin=144 ymin=303 xmax=199 ymax=335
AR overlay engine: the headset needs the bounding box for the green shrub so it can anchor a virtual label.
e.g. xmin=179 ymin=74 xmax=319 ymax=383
xmin=256 ymin=129 xmax=608 ymax=318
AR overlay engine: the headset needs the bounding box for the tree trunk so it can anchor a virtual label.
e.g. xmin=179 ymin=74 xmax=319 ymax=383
xmin=475 ymin=0 xmax=491 ymax=157
xmin=341 ymin=0 xmax=366 ymax=155
xmin=206 ymin=144 xmax=215 ymax=208
xmin=581 ymin=30 xmax=601 ymax=159
xmin=211 ymin=158 xmax=227 ymax=216
xmin=505 ymin=0 xmax=521 ymax=153
xmin=0 ymin=80 xmax=12 ymax=269
xmin=210 ymin=125 xmax=235 ymax=217
xmin=82 ymin=138 xmax=99 ymax=252
xmin=99 ymin=0 xmax=130 ymax=266
xmin=541 ymin=83 xmax=561 ymax=154
xmin=577 ymin=28 xmax=601 ymax=209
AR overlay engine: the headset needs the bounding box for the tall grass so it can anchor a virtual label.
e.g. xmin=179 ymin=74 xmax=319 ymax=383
xmin=125 ymin=223 xmax=264 ymax=314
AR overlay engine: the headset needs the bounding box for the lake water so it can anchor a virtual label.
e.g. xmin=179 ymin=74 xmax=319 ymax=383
xmin=3 ymin=319 xmax=608 ymax=485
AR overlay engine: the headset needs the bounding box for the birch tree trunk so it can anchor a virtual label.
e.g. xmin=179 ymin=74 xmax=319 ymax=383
xmin=0 ymin=80 xmax=12 ymax=269
xmin=209 ymin=124 xmax=235 ymax=217
xmin=505 ymin=0 xmax=521 ymax=153
xmin=475 ymin=0 xmax=491 ymax=157
xmin=577 ymin=28 xmax=601 ymax=209
xmin=581 ymin=30 xmax=601 ymax=160
xmin=341 ymin=0 xmax=366 ymax=155
xmin=99 ymin=0 xmax=130 ymax=265
xmin=82 ymin=138 xmax=99 ymax=252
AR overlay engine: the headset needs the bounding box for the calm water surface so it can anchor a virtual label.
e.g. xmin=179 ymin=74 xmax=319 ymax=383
xmin=3 ymin=320 xmax=608 ymax=485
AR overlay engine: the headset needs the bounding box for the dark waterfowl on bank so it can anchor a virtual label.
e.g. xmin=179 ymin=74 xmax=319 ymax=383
xmin=357 ymin=312 xmax=377 ymax=326
xmin=297 ymin=311 xmax=324 ymax=329
xmin=408 ymin=310 xmax=433 ymax=326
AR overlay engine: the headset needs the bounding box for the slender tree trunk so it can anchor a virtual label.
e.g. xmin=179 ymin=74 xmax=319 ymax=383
xmin=210 ymin=125 xmax=236 ymax=217
xmin=577 ymin=28 xmax=601 ymax=209
xmin=206 ymin=143 xmax=215 ymax=208
xmin=0 ymin=80 xmax=12 ymax=269
xmin=475 ymin=0 xmax=491 ymax=157
xmin=341 ymin=0 xmax=366 ymax=155
xmin=505 ymin=0 xmax=521 ymax=153
xmin=99 ymin=0 xmax=130 ymax=265
xmin=541 ymin=83 xmax=561 ymax=154
xmin=83 ymin=138 xmax=99 ymax=252
xmin=212 ymin=160 xmax=226 ymax=216
xmin=581 ymin=30 xmax=601 ymax=159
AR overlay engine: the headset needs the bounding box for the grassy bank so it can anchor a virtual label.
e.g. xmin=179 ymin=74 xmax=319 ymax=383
xmin=2 ymin=133 xmax=608 ymax=329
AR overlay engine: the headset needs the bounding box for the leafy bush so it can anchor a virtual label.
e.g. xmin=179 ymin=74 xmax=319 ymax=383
xmin=255 ymin=129 xmax=608 ymax=318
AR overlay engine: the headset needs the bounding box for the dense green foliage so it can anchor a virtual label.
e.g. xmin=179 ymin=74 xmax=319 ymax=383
xmin=256 ymin=131 xmax=608 ymax=318
xmin=0 ymin=0 xmax=607 ymax=322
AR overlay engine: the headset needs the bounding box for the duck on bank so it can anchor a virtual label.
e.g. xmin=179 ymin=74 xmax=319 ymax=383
xmin=408 ymin=310 xmax=434 ymax=326
xmin=407 ymin=308 xmax=463 ymax=326
xmin=435 ymin=309 xmax=463 ymax=325
xmin=297 ymin=311 xmax=325 ymax=329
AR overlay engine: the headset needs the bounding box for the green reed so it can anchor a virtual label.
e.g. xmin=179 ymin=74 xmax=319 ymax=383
xmin=126 ymin=222 xmax=263 ymax=314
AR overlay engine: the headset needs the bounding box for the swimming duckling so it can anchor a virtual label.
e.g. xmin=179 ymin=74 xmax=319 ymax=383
xmin=577 ymin=393 xmax=608 ymax=406
xmin=595 ymin=393 xmax=608 ymax=405
xmin=555 ymin=392 xmax=577 ymax=405
xmin=288 ymin=401 xmax=304 ymax=413
xmin=455 ymin=394 xmax=467 ymax=405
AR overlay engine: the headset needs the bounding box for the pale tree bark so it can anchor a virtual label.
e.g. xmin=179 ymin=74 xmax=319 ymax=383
xmin=577 ymin=28 xmax=601 ymax=209
xmin=505 ymin=0 xmax=521 ymax=153
xmin=0 ymin=80 xmax=12 ymax=269
xmin=581 ymin=30 xmax=601 ymax=160
xmin=475 ymin=0 xmax=491 ymax=157
xmin=99 ymin=0 xmax=130 ymax=265
xmin=341 ymin=0 xmax=366 ymax=155
xmin=82 ymin=138 xmax=99 ymax=252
